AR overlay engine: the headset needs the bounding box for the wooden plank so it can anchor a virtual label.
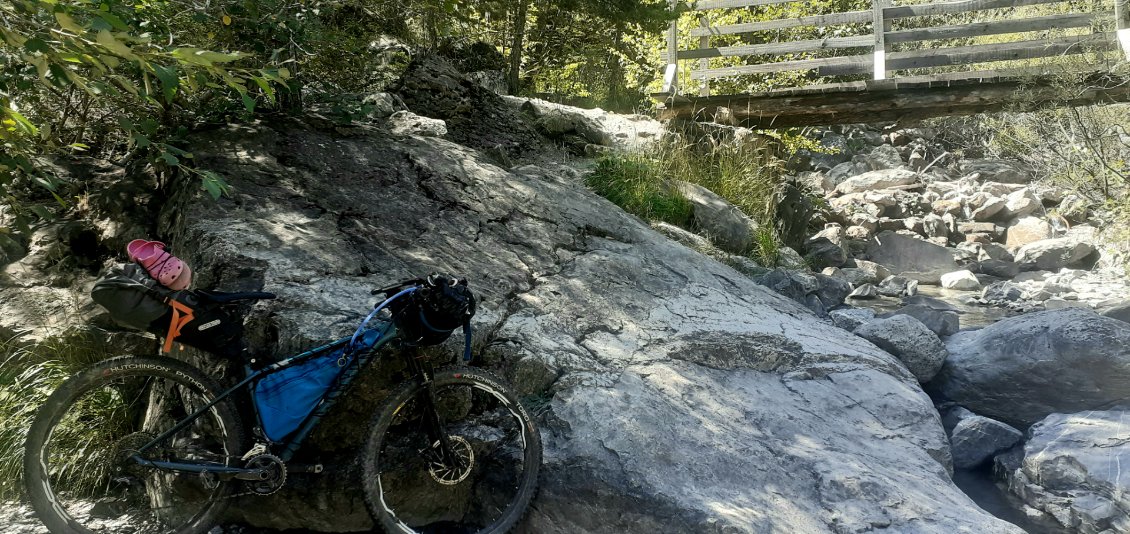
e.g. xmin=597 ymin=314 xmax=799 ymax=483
xmin=677 ymin=35 xmax=871 ymax=59
xmin=819 ymin=32 xmax=1114 ymax=75
xmin=691 ymin=0 xmax=801 ymax=11
xmin=884 ymin=0 xmax=1068 ymax=19
xmin=699 ymin=16 xmax=710 ymax=96
xmin=664 ymin=0 xmax=678 ymax=94
xmin=690 ymin=11 xmax=871 ymax=37
xmin=1117 ymin=0 xmax=1130 ymax=59
xmin=691 ymin=53 xmax=871 ymax=79
xmin=885 ymin=12 xmax=1101 ymax=44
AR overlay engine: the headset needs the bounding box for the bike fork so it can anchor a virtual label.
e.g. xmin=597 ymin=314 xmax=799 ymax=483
xmin=407 ymin=351 xmax=465 ymax=469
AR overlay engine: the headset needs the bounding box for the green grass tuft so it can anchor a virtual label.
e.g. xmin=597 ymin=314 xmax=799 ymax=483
xmin=0 ymin=331 xmax=126 ymax=499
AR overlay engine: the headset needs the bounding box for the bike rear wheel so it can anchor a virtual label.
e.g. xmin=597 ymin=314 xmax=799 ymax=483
xmin=23 ymin=356 xmax=243 ymax=534
xmin=361 ymin=367 xmax=542 ymax=534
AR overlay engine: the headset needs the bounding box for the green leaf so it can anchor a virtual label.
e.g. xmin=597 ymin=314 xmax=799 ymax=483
xmin=153 ymin=64 xmax=179 ymax=103
xmin=139 ymin=118 xmax=158 ymax=135
xmin=160 ymin=151 xmax=179 ymax=166
xmin=24 ymin=37 xmax=50 ymax=54
xmin=241 ymin=92 xmax=255 ymax=113
xmin=131 ymin=133 xmax=149 ymax=148
xmin=97 ymin=12 xmax=129 ymax=31
xmin=54 ymin=11 xmax=84 ymax=34
xmin=96 ymin=30 xmax=136 ymax=60
xmin=252 ymin=76 xmax=274 ymax=103
xmin=199 ymin=170 xmax=229 ymax=200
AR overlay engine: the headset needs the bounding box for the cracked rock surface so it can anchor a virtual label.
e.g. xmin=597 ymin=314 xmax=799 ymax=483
xmin=156 ymin=117 xmax=1019 ymax=533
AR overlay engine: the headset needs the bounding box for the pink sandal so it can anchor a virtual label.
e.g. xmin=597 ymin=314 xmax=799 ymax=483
xmin=125 ymin=239 xmax=193 ymax=290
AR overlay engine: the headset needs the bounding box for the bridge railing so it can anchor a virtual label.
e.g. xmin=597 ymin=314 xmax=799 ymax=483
xmin=660 ymin=0 xmax=1130 ymax=98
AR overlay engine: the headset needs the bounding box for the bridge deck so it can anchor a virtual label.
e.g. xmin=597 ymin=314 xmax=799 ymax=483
xmin=655 ymin=71 xmax=1130 ymax=128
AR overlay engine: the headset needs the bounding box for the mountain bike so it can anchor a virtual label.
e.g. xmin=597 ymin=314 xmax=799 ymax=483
xmin=22 ymin=275 xmax=542 ymax=534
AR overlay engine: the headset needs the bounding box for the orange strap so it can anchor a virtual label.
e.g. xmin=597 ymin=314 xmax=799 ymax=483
xmin=163 ymin=299 xmax=195 ymax=353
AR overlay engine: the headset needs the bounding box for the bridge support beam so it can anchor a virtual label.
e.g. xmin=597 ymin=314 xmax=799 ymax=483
xmin=657 ymin=74 xmax=1130 ymax=128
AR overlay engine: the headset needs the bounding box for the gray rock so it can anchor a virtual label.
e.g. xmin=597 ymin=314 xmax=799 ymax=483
xmin=856 ymin=315 xmax=949 ymax=383
xmin=960 ymin=159 xmax=1032 ymax=184
xmin=826 ymin=162 xmax=859 ymax=185
xmin=835 ymin=168 xmax=920 ymax=195
xmin=975 ymin=260 xmax=1020 ymax=279
xmin=935 ymin=308 xmax=1130 ymax=427
xmin=1014 ymin=238 xmax=1097 ymax=271
xmin=877 ymin=275 xmax=911 ymax=297
xmin=804 ymin=225 xmax=847 ymax=270
xmin=862 ymin=144 xmax=904 ymax=170
xmin=775 ymin=246 xmax=808 ymax=270
xmin=1001 ymin=411 xmax=1130 ymax=533
xmin=848 ymin=283 xmax=880 ymax=299
xmin=980 ymin=281 xmax=1024 ymax=302
xmin=1099 ymin=301 xmax=1130 ymax=324
xmin=865 ymin=231 xmax=959 ymax=284
xmin=830 ymin=307 xmax=876 ymax=331
xmin=386 ymin=110 xmax=448 ymax=137
xmin=922 ymin=213 xmax=948 ymax=238
xmin=970 ymin=196 xmax=1006 ymax=221
xmin=940 ymin=405 xmax=976 ymax=436
xmin=940 ymin=270 xmax=981 ymax=291
xmin=676 ymin=181 xmax=758 ymax=254
xmin=949 ymin=416 xmax=1022 ymax=469
xmin=361 ymin=92 xmax=407 ymax=118
xmin=979 ymin=243 xmax=1014 ymax=262
xmin=997 ymin=189 xmax=1041 ymax=220
xmin=1059 ymin=194 xmax=1091 ymax=223
xmin=887 ymin=304 xmax=960 ymax=337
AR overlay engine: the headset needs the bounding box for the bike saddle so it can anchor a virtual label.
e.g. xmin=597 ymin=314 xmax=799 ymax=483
xmin=195 ymin=290 xmax=277 ymax=304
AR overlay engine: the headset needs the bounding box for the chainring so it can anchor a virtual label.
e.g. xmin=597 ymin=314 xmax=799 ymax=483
xmin=243 ymin=453 xmax=287 ymax=496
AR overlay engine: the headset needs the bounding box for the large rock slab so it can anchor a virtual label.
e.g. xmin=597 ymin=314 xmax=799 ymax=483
xmin=1014 ymin=237 xmax=1097 ymax=270
xmin=935 ymin=308 xmax=1130 ymax=428
xmin=1000 ymin=411 xmax=1130 ymax=533
xmin=161 ymin=118 xmax=1017 ymax=533
xmin=855 ymin=315 xmax=948 ymax=383
xmin=865 ymin=231 xmax=959 ymax=284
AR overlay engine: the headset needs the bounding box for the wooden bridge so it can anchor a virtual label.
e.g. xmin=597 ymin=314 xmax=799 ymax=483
xmin=655 ymin=0 xmax=1130 ymax=127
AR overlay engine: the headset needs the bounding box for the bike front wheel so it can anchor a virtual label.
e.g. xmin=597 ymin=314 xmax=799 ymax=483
xmin=23 ymin=356 xmax=243 ymax=534
xmin=361 ymin=367 xmax=542 ymax=534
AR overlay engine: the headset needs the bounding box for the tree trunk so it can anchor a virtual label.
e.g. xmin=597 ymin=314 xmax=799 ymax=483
xmin=508 ymin=0 xmax=529 ymax=96
xmin=606 ymin=24 xmax=624 ymax=110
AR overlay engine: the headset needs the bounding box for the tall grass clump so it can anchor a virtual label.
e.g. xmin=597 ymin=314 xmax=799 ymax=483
xmin=585 ymin=156 xmax=695 ymax=226
xmin=585 ymin=133 xmax=789 ymax=265
xmin=0 ymin=331 xmax=124 ymax=499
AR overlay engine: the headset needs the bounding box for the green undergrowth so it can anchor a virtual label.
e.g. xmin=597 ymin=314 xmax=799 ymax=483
xmin=0 ymin=331 xmax=126 ymax=499
xmin=584 ymin=136 xmax=787 ymax=265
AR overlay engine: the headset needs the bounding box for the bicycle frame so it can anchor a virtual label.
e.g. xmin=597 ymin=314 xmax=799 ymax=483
xmin=131 ymin=290 xmax=445 ymax=477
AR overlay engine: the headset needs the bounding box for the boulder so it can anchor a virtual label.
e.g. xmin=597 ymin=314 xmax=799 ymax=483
xmin=826 ymin=162 xmax=860 ymax=185
xmin=935 ymin=308 xmax=1130 ymax=427
xmin=969 ymin=196 xmax=1006 ymax=221
xmin=166 ymin=118 xmax=1018 ymax=532
xmin=862 ymin=144 xmax=904 ymax=170
xmin=848 ymin=283 xmax=880 ymax=299
xmin=980 ymin=281 xmax=1024 ymax=303
xmin=835 ymin=168 xmax=920 ymax=195
xmin=997 ymin=189 xmax=1040 ymax=220
xmin=1004 ymin=216 xmax=1052 ymax=249
xmin=974 ymin=260 xmax=1020 ymax=280
xmin=1099 ymin=301 xmax=1130 ymax=324
xmin=804 ymin=224 xmax=847 ymax=270
xmin=940 ymin=270 xmax=981 ymax=291
xmin=877 ymin=275 xmax=918 ymax=297
xmin=829 ymin=307 xmax=876 ymax=331
xmin=676 ymin=181 xmax=758 ymax=254
xmin=949 ymin=416 xmax=1022 ymax=469
xmin=887 ymin=304 xmax=960 ymax=337
xmin=386 ymin=110 xmax=448 ymax=137
xmin=939 ymin=405 xmax=976 ymax=436
xmin=855 ymin=315 xmax=948 ymax=383
xmin=1014 ymin=238 xmax=1097 ymax=271
xmin=1058 ymin=194 xmax=1091 ymax=223
xmin=922 ymin=213 xmax=948 ymax=239
xmin=361 ymin=92 xmax=407 ymax=118
xmin=1000 ymin=411 xmax=1130 ymax=533
xmin=865 ymin=231 xmax=959 ymax=284
xmin=979 ymin=242 xmax=1014 ymax=262
xmin=775 ymin=246 xmax=808 ymax=270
